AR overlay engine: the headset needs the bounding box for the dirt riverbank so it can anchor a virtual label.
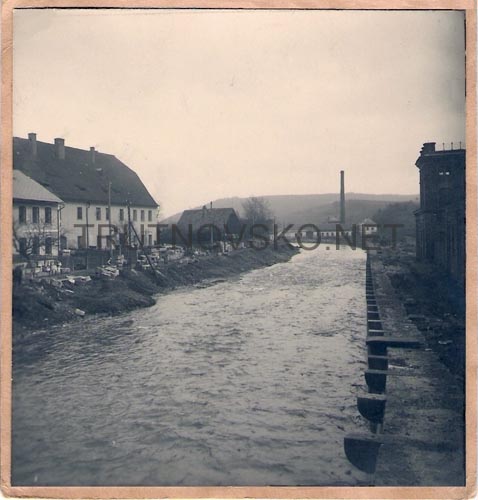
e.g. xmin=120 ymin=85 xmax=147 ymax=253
xmin=13 ymin=244 xmax=299 ymax=334
xmin=377 ymin=247 xmax=465 ymax=379
xmin=370 ymin=251 xmax=465 ymax=486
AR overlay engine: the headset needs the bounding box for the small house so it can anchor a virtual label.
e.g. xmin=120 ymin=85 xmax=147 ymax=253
xmin=13 ymin=170 xmax=63 ymax=259
xmin=176 ymin=207 xmax=242 ymax=244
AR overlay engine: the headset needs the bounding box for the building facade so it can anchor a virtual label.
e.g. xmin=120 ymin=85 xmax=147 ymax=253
xmin=13 ymin=170 xmax=63 ymax=259
xmin=357 ymin=218 xmax=378 ymax=237
xmin=13 ymin=134 xmax=159 ymax=250
xmin=414 ymin=142 xmax=465 ymax=285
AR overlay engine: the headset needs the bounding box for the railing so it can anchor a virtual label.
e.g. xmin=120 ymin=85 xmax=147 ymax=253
xmin=438 ymin=142 xmax=465 ymax=151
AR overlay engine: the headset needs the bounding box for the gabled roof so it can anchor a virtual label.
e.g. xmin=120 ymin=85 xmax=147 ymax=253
xmin=360 ymin=218 xmax=377 ymax=225
xmin=177 ymin=207 xmax=239 ymax=228
xmin=13 ymin=137 xmax=158 ymax=207
xmin=13 ymin=170 xmax=63 ymax=204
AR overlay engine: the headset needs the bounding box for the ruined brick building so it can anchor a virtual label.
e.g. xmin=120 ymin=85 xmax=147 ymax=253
xmin=414 ymin=142 xmax=465 ymax=286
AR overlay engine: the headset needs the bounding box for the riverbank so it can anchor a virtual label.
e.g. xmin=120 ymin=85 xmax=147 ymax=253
xmin=377 ymin=246 xmax=465 ymax=379
xmin=13 ymin=244 xmax=299 ymax=333
xmin=370 ymin=250 xmax=465 ymax=486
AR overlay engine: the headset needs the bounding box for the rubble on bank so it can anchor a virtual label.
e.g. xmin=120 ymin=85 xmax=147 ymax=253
xmin=377 ymin=247 xmax=465 ymax=379
xmin=13 ymin=244 xmax=299 ymax=331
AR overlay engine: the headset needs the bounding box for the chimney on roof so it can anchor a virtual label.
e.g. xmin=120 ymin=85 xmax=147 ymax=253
xmin=28 ymin=133 xmax=37 ymax=156
xmin=54 ymin=138 xmax=65 ymax=160
xmin=421 ymin=142 xmax=436 ymax=154
xmin=90 ymin=146 xmax=96 ymax=164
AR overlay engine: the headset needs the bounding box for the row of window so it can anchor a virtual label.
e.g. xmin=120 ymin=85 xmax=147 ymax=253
xmin=76 ymin=207 xmax=154 ymax=222
xmin=18 ymin=236 xmax=53 ymax=255
xmin=18 ymin=206 xmax=52 ymax=225
xmin=19 ymin=229 xmax=155 ymax=255
xmin=76 ymin=232 xmax=154 ymax=249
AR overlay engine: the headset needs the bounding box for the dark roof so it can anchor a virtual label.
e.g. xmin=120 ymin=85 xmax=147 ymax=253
xmin=360 ymin=218 xmax=376 ymax=225
xmin=177 ymin=207 xmax=239 ymax=228
xmin=13 ymin=137 xmax=158 ymax=207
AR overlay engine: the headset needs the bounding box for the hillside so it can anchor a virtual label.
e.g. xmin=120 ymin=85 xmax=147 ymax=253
xmin=284 ymin=199 xmax=419 ymax=226
xmin=161 ymin=193 xmax=418 ymax=225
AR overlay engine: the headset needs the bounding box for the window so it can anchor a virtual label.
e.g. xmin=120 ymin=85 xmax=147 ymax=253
xmin=32 ymin=236 xmax=39 ymax=255
xmin=148 ymin=234 xmax=153 ymax=246
xmin=140 ymin=224 xmax=145 ymax=244
xmin=32 ymin=207 xmax=39 ymax=224
xmin=45 ymin=207 xmax=52 ymax=224
xmin=77 ymin=207 xmax=83 ymax=220
xmin=19 ymin=206 xmax=26 ymax=223
xmin=45 ymin=237 xmax=52 ymax=255
xmin=19 ymin=238 xmax=27 ymax=255
xmin=96 ymin=207 xmax=101 ymax=220
xmin=133 ymin=209 xmax=137 ymax=221
xmin=105 ymin=207 xmax=110 ymax=220
xmin=141 ymin=210 xmax=145 ymax=222
xmin=77 ymin=235 xmax=83 ymax=248
xmin=148 ymin=210 xmax=152 ymax=222
xmin=119 ymin=209 xmax=124 ymax=222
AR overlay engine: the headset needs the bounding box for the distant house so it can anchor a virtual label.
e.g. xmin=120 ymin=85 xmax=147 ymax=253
xmin=13 ymin=170 xmax=63 ymax=258
xmin=358 ymin=218 xmax=378 ymax=237
xmin=284 ymin=222 xmax=353 ymax=243
xmin=13 ymin=134 xmax=159 ymax=250
xmin=177 ymin=206 xmax=242 ymax=244
xmin=318 ymin=221 xmax=353 ymax=241
xmin=414 ymin=142 xmax=465 ymax=285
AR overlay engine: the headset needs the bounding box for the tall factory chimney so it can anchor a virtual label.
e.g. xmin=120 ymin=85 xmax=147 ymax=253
xmin=340 ymin=170 xmax=345 ymax=224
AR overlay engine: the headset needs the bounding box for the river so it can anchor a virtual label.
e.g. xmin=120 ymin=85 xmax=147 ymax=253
xmin=12 ymin=246 xmax=369 ymax=486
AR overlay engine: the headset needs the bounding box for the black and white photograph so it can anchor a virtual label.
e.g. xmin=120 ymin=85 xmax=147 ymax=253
xmin=2 ymin=3 xmax=475 ymax=495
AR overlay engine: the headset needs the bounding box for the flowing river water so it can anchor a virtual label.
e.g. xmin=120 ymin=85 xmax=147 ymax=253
xmin=13 ymin=246 xmax=370 ymax=486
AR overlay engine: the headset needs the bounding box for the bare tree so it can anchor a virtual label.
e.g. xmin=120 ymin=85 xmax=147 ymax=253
xmin=13 ymin=221 xmax=60 ymax=263
xmin=242 ymin=197 xmax=273 ymax=224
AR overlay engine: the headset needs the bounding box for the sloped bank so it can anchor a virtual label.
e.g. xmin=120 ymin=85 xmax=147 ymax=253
xmin=369 ymin=253 xmax=465 ymax=486
xmin=13 ymin=244 xmax=299 ymax=331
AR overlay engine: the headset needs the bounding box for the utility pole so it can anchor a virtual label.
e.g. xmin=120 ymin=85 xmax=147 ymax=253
xmin=57 ymin=204 xmax=64 ymax=256
xmin=340 ymin=170 xmax=346 ymax=225
xmin=86 ymin=202 xmax=90 ymax=270
xmin=108 ymin=181 xmax=113 ymax=259
xmin=209 ymin=201 xmax=213 ymax=249
xmin=127 ymin=201 xmax=132 ymax=248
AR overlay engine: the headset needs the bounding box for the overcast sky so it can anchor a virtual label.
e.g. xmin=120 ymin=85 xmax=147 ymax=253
xmin=13 ymin=9 xmax=465 ymax=217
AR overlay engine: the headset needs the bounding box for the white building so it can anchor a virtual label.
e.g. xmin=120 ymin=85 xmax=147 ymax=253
xmin=13 ymin=134 xmax=159 ymax=250
xmin=358 ymin=218 xmax=378 ymax=237
xmin=13 ymin=170 xmax=63 ymax=258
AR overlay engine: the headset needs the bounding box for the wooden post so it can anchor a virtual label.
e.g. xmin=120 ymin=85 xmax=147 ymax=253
xmin=365 ymin=369 xmax=387 ymax=393
xmin=357 ymin=394 xmax=387 ymax=423
xmin=368 ymin=354 xmax=389 ymax=370
xmin=344 ymin=433 xmax=383 ymax=474
xmin=367 ymin=319 xmax=383 ymax=331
